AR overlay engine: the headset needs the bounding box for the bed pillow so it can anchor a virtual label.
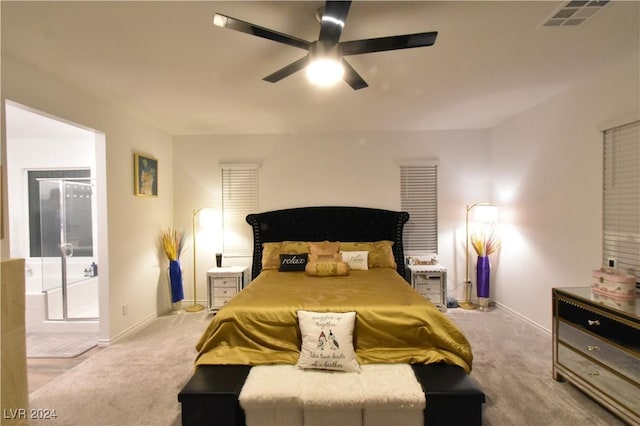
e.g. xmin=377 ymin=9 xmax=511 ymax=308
xmin=309 ymin=241 xmax=340 ymax=255
xmin=262 ymin=242 xmax=283 ymax=270
xmin=296 ymin=310 xmax=360 ymax=372
xmin=305 ymin=261 xmax=350 ymax=276
xmin=262 ymin=241 xmax=310 ymax=270
xmin=341 ymin=251 xmax=369 ymax=270
xmin=282 ymin=241 xmax=310 ymax=254
xmin=308 ymin=252 xmax=341 ymax=263
xmin=279 ymin=253 xmax=308 ymax=272
xmin=339 ymin=241 xmax=396 ymax=269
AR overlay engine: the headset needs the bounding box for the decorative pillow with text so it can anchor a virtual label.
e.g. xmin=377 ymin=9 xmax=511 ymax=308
xmin=341 ymin=251 xmax=369 ymax=270
xmin=296 ymin=310 xmax=360 ymax=372
xmin=279 ymin=253 xmax=308 ymax=272
xmin=339 ymin=241 xmax=396 ymax=269
xmin=262 ymin=241 xmax=309 ymax=270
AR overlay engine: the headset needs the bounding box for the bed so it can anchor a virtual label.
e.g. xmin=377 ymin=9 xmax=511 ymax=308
xmin=179 ymin=206 xmax=484 ymax=426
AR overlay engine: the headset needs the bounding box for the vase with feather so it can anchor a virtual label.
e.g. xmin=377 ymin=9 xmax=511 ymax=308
xmin=471 ymin=229 xmax=500 ymax=311
xmin=162 ymin=227 xmax=185 ymax=313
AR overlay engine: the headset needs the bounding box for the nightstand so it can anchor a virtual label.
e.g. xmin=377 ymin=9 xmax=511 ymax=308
xmin=206 ymin=266 xmax=247 ymax=313
xmin=408 ymin=264 xmax=448 ymax=312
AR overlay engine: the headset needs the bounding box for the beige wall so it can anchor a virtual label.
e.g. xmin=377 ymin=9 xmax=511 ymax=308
xmin=173 ymin=130 xmax=493 ymax=304
xmin=2 ymin=51 xmax=637 ymax=338
xmin=490 ymin=53 xmax=640 ymax=330
xmin=1 ymin=58 xmax=175 ymax=343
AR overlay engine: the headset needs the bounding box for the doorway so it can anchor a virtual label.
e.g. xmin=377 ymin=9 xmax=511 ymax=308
xmin=5 ymin=101 xmax=104 ymax=336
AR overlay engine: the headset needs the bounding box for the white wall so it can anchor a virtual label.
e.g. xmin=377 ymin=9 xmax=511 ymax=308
xmin=6 ymin=130 xmax=95 ymax=260
xmin=1 ymin=58 xmax=175 ymax=343
xmin=490 ymin=53 xmax=640 ymax=331
xmin=174 ymin=130 xmax=493 ymax=304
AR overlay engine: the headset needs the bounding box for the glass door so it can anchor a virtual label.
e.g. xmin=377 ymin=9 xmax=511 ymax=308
xmin=39 ymin=178 xmax=98 ymax=320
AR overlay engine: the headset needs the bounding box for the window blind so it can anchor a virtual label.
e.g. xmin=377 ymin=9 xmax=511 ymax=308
xmin=400 ymin=163 xmax=438 ymax=253
xmin=221 ymin=164 xmax=259 ymax=257
xmin=603 ymin=120 xmax=639 ymax=283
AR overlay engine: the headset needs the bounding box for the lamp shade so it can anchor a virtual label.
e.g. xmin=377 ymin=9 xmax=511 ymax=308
xmin=473 ymin=205 xmax=499 ymax=223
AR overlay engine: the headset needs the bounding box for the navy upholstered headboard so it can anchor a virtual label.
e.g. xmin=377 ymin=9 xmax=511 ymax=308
xmin=246 ymin=206 xmax=410 ymax=281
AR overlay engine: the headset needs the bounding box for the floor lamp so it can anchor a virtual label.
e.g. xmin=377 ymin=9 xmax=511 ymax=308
xmin=459 ymin=202 xmax=498 ymax=310
xmin=185 ymin=207 xmax=211 ymax=313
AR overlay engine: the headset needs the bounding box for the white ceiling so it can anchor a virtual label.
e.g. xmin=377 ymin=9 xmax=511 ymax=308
xmin=2 ymin=1 xmax=638 ymax=136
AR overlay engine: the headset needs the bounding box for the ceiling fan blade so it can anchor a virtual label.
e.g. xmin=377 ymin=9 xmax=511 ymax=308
xmin=340 ymin=31 xmax=438 ymax=56
xmin=318 ymin=1 xmax=351 ymax=45
xmin=342 ymin=59 xmax=368 ymax=90
xmin=213 ymin=13 xmax=311 ymax=51
xmin=263 ymin=55 xmax=311 ymax=83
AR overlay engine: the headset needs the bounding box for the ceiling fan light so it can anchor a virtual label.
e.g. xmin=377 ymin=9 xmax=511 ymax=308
xmin=306 ymin=58 xmax=344 ymax=87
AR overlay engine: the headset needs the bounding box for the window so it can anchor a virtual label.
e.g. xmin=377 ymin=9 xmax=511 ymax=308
xmin=400 ymin=162 xmax=438 ymax=253
xmin=28 ymin=169 xmax=92 ymax=257
xmin=221 ymin=163 xmax=259 ymax=257
xmin=602 ymin=120 xmax=639 ymax=283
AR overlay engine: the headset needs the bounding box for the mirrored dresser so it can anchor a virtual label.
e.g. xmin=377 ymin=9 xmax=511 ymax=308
xmin=552 ymin=287 xmax=639 ymax=424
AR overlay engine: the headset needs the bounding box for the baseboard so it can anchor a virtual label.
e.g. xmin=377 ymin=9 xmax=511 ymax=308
xmin=494 ymin=302 xmax=551 ymax=335
xmin=97 ymin=311 xmax=158 ymax=346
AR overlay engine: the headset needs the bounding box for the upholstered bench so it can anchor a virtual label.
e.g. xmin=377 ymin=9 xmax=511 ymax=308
xmin=179 ymin=364 xmax=485 ymax=426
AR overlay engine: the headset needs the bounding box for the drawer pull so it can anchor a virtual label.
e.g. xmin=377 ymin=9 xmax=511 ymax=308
xmin=587 ymin=345 xmax=600 ymax=352
xmin=587 ymin=319 xmax=600 ymax=326
xmin=588 ymin=371 xmax=600 ymax=376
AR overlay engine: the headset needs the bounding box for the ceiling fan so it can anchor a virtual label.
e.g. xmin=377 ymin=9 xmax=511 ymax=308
xmin=212 ymin=1 xmax=438 ymax=90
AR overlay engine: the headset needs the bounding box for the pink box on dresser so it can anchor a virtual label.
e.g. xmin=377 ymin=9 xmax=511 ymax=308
xmin=591 ymin=268 xmax=636 ymax=298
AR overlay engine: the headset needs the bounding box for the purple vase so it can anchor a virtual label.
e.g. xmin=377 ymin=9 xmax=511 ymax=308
xmin=169 ymin=260 xmax=184 ymax=303
xmin=476 ymin=256 xmax=490 ymax=298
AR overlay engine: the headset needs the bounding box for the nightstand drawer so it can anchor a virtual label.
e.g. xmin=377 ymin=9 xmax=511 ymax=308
xmin=421 ymin=292 xmax=444 ymax=306
xmin=408 ymin=265 xmax=447 ymax=313
xmin=206 ymin=266 xmax=248 ymax=313
xmin=213 ymin=287 xmax=237 ymax=297
xmin=415 ymin=283 xmax=442 ymax=295
xmin=414 ymin=274 xmax=442 ymax=285
xmin=213 ymin=297 xmax=233 ymax=308
xmin=213 ymin=277 xmax=238 ymax=288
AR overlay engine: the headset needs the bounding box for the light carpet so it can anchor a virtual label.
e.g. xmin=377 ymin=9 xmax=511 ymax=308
xmin=28 ymin=307 xmax=626 ymax=426
xmin=27 ymin=333 xmax=99 ymax=358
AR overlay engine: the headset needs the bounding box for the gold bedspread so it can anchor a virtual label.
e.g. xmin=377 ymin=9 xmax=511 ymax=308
xmin=195 ymin=269 xmax=473 ymax=372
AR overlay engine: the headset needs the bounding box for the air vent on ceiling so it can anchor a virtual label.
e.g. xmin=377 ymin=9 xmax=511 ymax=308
xmin=542 ymin=0 xmax=609 ymax=27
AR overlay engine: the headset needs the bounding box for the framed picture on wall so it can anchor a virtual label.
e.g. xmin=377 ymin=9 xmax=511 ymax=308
xmin=134 ymin=153 xmax=158 ymax=197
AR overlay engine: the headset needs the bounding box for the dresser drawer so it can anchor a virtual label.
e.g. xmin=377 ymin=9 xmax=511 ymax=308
xmin=213 ymin=287 xmax=237 ymax=298
xmin=558 ymin=299 xmax=640 ymax=351
xmin=558 ymin=321 xmax=640 ymax=383
xmin=213 ymin=277 xmax=238 ymax=288
xmin=558 ymin=344 xmax=640 ymax=416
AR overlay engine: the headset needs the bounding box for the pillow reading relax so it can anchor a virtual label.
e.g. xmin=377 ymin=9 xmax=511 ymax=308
xmin=279 ymin=253 xmax=308 ymax=272
xmin=296 ymin=310 xmax=360 ymax=372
